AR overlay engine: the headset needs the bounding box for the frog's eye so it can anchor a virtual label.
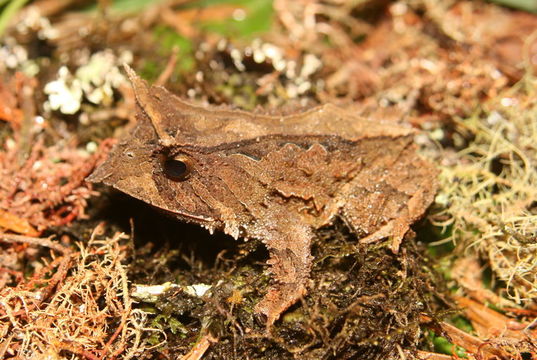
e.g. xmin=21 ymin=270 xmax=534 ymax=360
xmin=162 ymin=156 xmax=192 ymax=181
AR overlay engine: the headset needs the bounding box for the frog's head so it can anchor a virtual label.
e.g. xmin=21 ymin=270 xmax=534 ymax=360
xmin=87 ymin=66 xmax=251 ymax=236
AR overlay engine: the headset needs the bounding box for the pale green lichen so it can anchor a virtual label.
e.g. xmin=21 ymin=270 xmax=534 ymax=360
xmin=432 ymin=75 xmax=537 ymax=303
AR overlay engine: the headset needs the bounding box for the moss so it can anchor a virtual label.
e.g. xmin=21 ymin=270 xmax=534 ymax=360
xmin=127 ymin=217 xmax=449 ymax=359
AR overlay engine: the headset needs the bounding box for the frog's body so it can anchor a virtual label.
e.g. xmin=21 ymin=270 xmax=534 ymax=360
xmin=88 ymin=66 xmax=438 ymax=326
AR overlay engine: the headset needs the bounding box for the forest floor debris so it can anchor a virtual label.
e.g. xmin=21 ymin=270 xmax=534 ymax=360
xmin=0 ymin=0 xmax=536 ymax=359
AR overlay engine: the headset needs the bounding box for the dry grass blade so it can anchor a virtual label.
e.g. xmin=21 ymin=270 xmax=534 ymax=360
xmin=456 ymin=296 xmax=537 ymax=340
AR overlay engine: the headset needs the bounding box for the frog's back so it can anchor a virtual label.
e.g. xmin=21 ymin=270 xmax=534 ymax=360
xmin=132 ymin=74 xmax=414 ymax=149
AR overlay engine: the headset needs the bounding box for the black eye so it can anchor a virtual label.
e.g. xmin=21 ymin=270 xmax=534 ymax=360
xmin=163 ymin=158 xmax=190 ymax=181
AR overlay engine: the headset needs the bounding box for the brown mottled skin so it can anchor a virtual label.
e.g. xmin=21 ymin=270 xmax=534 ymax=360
xmin=88 ymin=66 xmax=438 ymax=326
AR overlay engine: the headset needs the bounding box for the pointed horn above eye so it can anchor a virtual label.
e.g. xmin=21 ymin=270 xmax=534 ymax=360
xmin=123 ymin=64 xmax=175 ymax=146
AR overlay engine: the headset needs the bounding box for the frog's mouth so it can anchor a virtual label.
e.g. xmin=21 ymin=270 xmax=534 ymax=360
xmin=88 ymin=163 xmax=217 ymax=226
xmin=148 ymin=200 xmax=217 ymax=224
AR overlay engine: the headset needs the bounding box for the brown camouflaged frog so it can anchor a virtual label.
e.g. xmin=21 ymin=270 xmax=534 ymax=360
xmin=88 ymin=66 xmax=438 ymax=326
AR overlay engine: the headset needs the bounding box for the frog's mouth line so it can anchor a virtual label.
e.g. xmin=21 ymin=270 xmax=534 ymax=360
xmin=122 ymin=186 xmax=217 ymax=224
xmin=151 ymin=202 xmax=216 ymax=223
xmin=90 ymin=169 xmax=217 ymax=225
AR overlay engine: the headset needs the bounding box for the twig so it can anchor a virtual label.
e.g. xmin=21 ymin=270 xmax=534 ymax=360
xmin=181 ymin=333 xmax=217 ymax=360
xmin=0 ymin=233 xmax=67 ymax=253
xmin=0 ymin=334 xmax=14 ymax=359
xmin=17 ymin=73 xmax=36 ymax=165
xmin=415 ymin=350 xmax=453 ymax=360
xmin=155 ymin=46 xmax=179 ymax=87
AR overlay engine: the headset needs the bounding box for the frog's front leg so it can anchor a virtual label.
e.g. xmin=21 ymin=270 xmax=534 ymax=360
xmin=254 ymin=221 xmax=313 ymax=327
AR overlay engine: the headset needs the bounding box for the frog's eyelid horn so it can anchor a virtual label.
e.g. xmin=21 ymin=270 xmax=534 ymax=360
xmin=123 ymin=64 xmax=176 ymax=147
